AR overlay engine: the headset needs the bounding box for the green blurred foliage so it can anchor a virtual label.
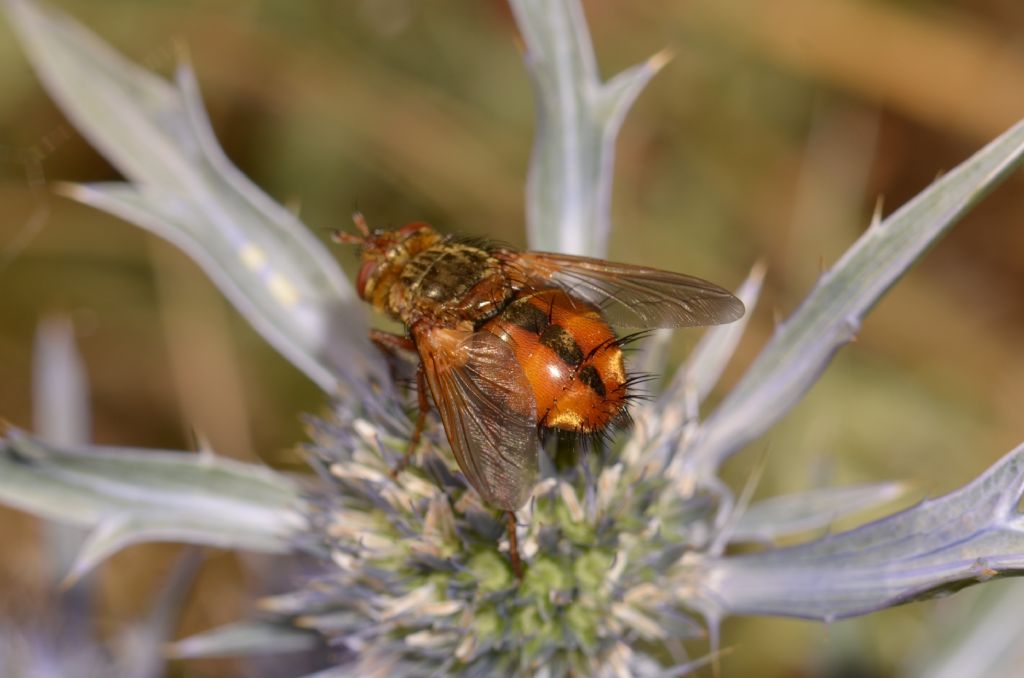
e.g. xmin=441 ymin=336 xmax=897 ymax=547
xmin=2 ymin=0 xmax=1024 ymax=675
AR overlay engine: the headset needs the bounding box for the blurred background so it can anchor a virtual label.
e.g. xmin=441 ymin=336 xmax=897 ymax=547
xmin=2 ymin=0 xmax=1024 ymax=675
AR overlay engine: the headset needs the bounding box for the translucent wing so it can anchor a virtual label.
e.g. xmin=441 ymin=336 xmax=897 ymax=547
xmin=497 ymin=250 xmax=745 ymax=329
xmin=414 ymin=325 xmax=540 ymax=511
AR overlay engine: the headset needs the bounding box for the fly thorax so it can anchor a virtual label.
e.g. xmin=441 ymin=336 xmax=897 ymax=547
xmin=399 ymin=244 xmax=506 ymax=321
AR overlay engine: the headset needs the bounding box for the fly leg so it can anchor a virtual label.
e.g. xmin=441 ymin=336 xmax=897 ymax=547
xmin=369 ymin=329 xmax=416 ymax=385
xmin=391 ymin=365 xmax=429 ymax=479
xmin=368 ymin=330 xmax=427 ymax=478
xmin=506 ymin=511 xmax=524 ymax=580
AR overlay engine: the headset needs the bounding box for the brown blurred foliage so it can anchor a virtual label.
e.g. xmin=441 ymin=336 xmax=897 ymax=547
xmin=1 ymin=0 xmax=1023 ymax=675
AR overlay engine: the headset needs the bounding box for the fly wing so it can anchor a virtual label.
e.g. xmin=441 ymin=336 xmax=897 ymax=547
xmin=414 ymin=326 xmax=540 ymax=511
xmin=497 ymin=250 xmax=745 ymax=329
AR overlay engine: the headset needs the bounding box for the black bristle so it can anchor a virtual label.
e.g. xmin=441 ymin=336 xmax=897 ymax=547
xmin=621 ymin=372 xmax=657 ymax=389
xmin=583 ymin=334 xmax=619 ymax=362
xmin=614 ymin=329 xmax=656 ymax=349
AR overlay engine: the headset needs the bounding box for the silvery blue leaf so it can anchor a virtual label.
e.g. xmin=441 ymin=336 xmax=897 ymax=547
xmin=31 ymin=315 xmax=93 ymax=586
xmin=32 ymin=315 xmax=90 ymax=447
xmin=694 ymin=443 xmax=1024 ymax=622
xmin=675 ymin=262 xmax=766 ymax=406
xmin=27 ymin=315 xmax=180 ymax=678
xmin=728 ymin=481 xmax=907 ymax=543
xmin=509 ymin=0 xmax=667 ymax=256
xmin=0 ymin=427 xmax=308 ymax=582
xmin=683 ymin=118 xmax=1024 ymax=477
xmin=4 ymin=0 xmax=386 ymax=397
xmin=624 ymin=264 xmax=764 ymax=466
xmin=166 ymin=620 xmax=320 ymax=659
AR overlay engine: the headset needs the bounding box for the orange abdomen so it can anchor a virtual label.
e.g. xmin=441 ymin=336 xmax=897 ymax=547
xmin=480 ymin=289 xmax=627 ymax=433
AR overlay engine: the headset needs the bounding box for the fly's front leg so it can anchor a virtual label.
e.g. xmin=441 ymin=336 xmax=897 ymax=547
xmin=370 ymin=329 xmax=416 ymax=380
xmin=391 ymin=364 xmax=429 ymax=479
xmin=368 ymin=330 xmax=428 ymax=478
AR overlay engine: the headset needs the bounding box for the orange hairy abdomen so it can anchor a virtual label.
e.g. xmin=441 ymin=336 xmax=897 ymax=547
xmin=480 ymin=289 xmax=627 ymax=433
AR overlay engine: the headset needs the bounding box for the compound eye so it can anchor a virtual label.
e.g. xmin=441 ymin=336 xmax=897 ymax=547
xmin=356 ymin=260 xmax=379 ymax=300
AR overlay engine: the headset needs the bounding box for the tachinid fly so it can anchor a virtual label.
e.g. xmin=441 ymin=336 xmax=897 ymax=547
xmin=335 ymin=215 xmax=744 ymax=576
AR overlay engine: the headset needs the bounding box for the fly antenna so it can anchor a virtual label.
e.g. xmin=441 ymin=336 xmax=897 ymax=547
xmin=332 ymin=230 xmax=364 ymax=245
xmin=352 ymin=211 xmax=371 ymax=237
xmin=331 ymin=211 xmax=371 ymax=245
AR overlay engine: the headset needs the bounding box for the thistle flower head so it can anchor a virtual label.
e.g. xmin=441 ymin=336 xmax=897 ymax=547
xmin=285 ymin=401 xmax=720 ymax=676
